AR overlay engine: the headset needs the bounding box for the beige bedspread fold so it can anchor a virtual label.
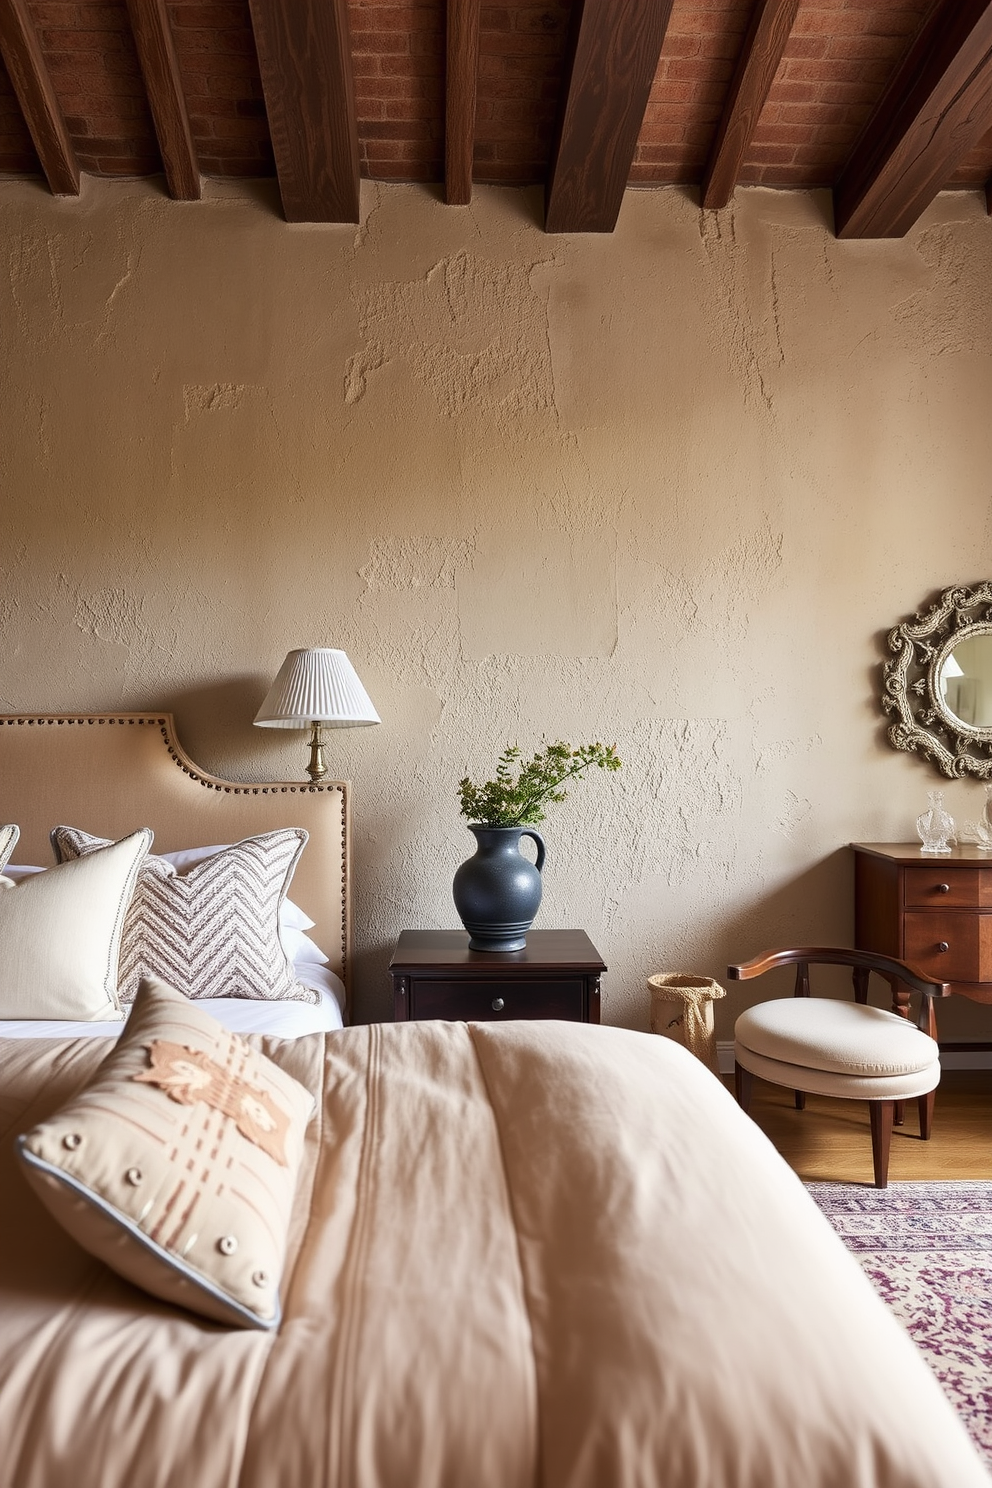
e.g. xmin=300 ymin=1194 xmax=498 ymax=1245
xmin=0 ymin=1020 xmax=987 ymax=1488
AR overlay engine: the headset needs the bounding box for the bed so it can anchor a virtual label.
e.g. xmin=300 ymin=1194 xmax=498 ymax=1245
xmin=0 ymin=714 xmax=988 ymax=1488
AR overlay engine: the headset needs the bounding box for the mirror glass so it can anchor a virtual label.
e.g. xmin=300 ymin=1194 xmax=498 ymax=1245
xmin=939 ymin=630 xmax=992 ymax=730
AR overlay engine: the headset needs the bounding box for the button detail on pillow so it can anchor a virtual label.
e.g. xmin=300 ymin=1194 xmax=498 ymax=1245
xmin=17 ymin=977 xmax=316 ymax=1330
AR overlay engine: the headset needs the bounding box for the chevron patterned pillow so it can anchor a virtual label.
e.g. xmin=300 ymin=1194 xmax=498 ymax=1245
xmin=51 ymin=827 xmax=317 ymax=1006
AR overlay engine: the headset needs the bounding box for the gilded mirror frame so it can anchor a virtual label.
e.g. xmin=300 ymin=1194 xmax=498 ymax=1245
xmin=882 ymin=582 xmax=992 ymax=778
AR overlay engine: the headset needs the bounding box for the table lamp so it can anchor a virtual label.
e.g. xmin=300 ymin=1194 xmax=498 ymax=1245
xmin=254 ymin=648 xmax=381 ymax=782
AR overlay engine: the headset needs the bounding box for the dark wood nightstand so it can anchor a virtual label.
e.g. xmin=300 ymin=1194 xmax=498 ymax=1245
xmin=389 ymin=929 xmax=605 ymax=1023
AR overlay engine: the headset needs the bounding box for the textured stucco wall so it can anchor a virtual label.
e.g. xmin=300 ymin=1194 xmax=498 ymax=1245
xmin=3 ymin=176 xmax=992 ymax=1034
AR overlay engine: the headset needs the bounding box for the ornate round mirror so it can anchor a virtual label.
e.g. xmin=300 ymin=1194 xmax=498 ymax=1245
xmin=883 ymin=582 xmax=992 ymax=777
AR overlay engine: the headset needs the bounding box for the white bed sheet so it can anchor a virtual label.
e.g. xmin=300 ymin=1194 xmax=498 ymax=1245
xmin=0 ymin=964 xmax=346 ymax=1040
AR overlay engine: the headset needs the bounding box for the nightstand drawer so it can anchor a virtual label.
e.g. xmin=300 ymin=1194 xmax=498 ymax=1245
xmin=903 ymin=867 xmax=982 ymax=908
xmin=411 ymin=978 xmax=585 ymax=1022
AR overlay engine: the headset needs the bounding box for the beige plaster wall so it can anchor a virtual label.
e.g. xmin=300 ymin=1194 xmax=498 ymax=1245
xmin=3 ymin=175 xmax=992 ymax=1035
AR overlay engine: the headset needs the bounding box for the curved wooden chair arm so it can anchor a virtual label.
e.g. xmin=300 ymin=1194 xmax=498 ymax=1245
xmin=727 ymin=946 xmax=950 ymax=1001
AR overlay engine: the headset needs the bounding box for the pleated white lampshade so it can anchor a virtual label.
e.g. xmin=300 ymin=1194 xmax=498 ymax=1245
xmin=254 ymin=649 xmax=380 ymax=783
xmin=254 ymin=649 xmax=381 ymax=729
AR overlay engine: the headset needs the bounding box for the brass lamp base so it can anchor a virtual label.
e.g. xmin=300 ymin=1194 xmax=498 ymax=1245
xmin=305 ymin=721 xmax=328 ymax=783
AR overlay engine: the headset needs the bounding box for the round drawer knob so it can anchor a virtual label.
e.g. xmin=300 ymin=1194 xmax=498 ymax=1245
xmin=491 ymin=997 xmax=505 ymax=1012
xmin=937 ymin=883 xmax=950 ymax=893
xmin=937 ymin=942 xmax=950 ymax=953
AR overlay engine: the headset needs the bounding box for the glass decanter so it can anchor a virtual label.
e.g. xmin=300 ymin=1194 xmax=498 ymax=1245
xmin=916 ymin=790 xmax=956 ymax=854
xmin=961 ymin=783 xmax=992 ymax=849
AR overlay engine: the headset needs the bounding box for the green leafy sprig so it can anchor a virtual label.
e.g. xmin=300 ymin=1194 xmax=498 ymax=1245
xmin=458 ymin=741 xmax=622 ymax=828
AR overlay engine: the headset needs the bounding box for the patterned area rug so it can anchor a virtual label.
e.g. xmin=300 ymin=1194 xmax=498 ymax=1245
xmin=807 ymin=1181 xmax=992 ymax=1464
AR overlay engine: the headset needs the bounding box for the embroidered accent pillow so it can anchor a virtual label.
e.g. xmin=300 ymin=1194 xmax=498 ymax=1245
xmin=51 ymin=826 xmax=317 ymax=1006
xmin=17 ymin=976 xmax=315 ymax=1329
xmin=0 ymin=828 xmax=151 ymax=1021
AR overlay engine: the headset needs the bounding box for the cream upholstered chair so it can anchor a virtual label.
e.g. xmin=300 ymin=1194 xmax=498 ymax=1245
xmin=728 ymin=948 xmax=950 ymax=1188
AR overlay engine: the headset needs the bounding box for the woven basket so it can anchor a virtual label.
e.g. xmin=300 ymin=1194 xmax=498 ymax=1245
xmin=647 ymin=972 xmax=726 ymax=1074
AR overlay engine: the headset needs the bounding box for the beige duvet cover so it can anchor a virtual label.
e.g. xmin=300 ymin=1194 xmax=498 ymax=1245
xmin=0 ymin=1019 xmax=987 ymax=1488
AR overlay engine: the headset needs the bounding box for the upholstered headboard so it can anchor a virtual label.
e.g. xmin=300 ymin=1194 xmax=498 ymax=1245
xmin=0 ymin=714 xmax=351 ymax=1011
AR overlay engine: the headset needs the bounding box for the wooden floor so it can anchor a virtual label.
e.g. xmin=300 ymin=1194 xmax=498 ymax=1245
xmin=731 ymin=1070 xmax=992 ymax=1184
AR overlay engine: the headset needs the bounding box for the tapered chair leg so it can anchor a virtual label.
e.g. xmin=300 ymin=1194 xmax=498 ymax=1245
xmin=868 ymin=1100 xmax=895 ymax=1188
xmin=894 ymin=1100 xmax=905 ymax=1127
xmin=918 ymin=1087 xmax=936 ymax=1141
xmin=795 ymin=1090 xmax=805 ymax=1110
xmin=735 ymin=1061 xmax=753 ymax=1112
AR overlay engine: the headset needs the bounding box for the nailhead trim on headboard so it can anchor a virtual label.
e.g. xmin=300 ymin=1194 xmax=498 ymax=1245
xmin=0 ymin=714 xmax=351 ymax=994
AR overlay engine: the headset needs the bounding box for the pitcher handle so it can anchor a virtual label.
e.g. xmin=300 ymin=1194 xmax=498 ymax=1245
xmin=521 ymin=829 xmax=545 ymax=874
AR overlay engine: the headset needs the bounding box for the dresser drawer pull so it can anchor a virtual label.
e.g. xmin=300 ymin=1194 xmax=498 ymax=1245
xmin=936 ymin=883 xmax=950 ymax=893
xmin=491 ymin=997 xmax=505 ymax=1012
xmin=937 ymin=942 xmax=950 ymax=953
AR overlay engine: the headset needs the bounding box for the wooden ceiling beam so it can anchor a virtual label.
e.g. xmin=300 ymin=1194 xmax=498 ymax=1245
xmin=835 ymin=0 xmax=992 ymax=239
xmin=125 ymin=0 xmax=200 ymax=200
xmin=545 ymin=0 xmax=675 ymax=233
xmin=246 ymin=0 xmax=360 ymax=223
xmin=701 ymin=0 xmax=801 ymax=210
xmin=0 ymin=0 xmax=78 ymax=195
xmin=445 ymin=0 xmax=481 ymax=205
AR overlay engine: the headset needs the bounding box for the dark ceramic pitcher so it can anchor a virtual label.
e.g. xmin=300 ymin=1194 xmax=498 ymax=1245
xmin=452 ymin=825 xmax=546 ymax=952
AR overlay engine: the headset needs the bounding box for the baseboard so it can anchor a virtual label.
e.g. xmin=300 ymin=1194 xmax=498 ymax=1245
xmin=716 ymin=1040 xmax=992 ymax=1074
xmin=937 ymin=1048 xmax=992 ymax=1070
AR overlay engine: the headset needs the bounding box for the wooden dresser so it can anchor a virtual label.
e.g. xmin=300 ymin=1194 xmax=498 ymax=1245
xmin=852 ymin=843 xmax=992 ymax=1004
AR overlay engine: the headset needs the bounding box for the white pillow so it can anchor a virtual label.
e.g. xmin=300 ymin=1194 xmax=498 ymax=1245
xmin=0 ymin=828 xmax=151 ymax=1020
xmin=280 ymin=926 xmax=329 ymax=967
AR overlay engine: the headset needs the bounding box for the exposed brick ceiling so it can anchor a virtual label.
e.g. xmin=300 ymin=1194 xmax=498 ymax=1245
xmin=0 ymin=0 xmax=990 ymax=237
